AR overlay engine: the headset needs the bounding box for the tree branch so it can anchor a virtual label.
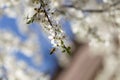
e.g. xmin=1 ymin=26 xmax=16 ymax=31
xmin=62 ymin=1 xmax=120 ymax=13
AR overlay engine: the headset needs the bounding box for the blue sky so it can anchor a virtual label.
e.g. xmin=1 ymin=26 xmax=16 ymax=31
xmin=0 ymin=15 xmax=59 ymax=76
xmin=0 ymin=13 xmax=74 ymax=76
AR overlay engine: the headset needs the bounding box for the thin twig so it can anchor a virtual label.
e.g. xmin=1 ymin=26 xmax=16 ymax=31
xmin=40 ymin=0 xmax=54 ymax=28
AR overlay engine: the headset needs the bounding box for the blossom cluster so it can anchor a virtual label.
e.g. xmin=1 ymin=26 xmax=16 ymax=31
xmin=0 ymin=0 xmax=71 ymax=80
xmin=0 ymin=30 xmax=49 ymax=80
xmin=58 ymin=0 xmax=120 ymax=80
xmin=26 ymin=0 xmax=71 ymax=55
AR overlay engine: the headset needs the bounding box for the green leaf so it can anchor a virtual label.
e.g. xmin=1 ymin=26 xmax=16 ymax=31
xmin=62 ymin=50 xmax=66 ymax=53
xmin=26 ymin=18 xmax=34 ymax=24
xmin=26 ymin=20 xmax=32 ymax=24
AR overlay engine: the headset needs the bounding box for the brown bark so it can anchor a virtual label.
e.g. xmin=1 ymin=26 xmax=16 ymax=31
xmin=56 ymin=45 xmax=102 ymax=80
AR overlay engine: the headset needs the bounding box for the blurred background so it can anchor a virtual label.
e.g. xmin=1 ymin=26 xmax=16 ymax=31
xmin=0 ymin=0 xmax=120 ymax=80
